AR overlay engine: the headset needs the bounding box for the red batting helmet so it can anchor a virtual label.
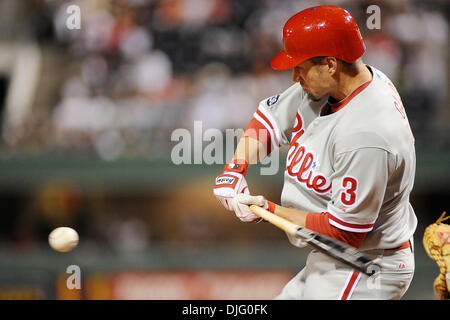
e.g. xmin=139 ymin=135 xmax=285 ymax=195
xmin=271 ymin=5 xmax=366 ymax=70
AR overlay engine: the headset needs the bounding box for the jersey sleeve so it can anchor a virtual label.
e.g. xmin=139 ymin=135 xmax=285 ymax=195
xmin=325 ymin=146 xmax=392 ymax=233
xmin=305 ymin=212 xmax=367 ymax=248
xmin=243 ymin=83 xmax=304 ymax=155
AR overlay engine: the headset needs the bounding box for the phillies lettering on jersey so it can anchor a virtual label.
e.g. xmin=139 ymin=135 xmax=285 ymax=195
xmin=286 ymin=141 xmax=332 ymax=195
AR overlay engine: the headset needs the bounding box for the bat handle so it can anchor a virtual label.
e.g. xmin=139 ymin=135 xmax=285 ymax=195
xmin=250 ymin=205 xmax=299 ymax=236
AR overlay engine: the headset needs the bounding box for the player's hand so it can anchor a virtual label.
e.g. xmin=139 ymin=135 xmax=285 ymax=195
xmin=231 ymin=194 xmax=267 ymax=223
xmin=213 ymin=159 xmax=249 ymax=211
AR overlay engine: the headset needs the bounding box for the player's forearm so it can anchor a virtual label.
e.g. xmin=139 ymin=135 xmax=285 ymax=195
xmin=232 ymin=136 xmax=265 ymax=165
xmin=271 ymin=205 xmax=367 ymax=248
xmin=272 ymin=204 xmax=309 ymax=227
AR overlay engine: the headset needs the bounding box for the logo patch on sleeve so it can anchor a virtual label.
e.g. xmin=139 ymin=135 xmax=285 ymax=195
xmin=267 ymin=94 xmax=280 ymax=106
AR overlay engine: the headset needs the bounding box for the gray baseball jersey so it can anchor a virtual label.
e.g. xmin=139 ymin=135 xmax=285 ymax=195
xmin=253 ymin=65 xmax=417 ymax=251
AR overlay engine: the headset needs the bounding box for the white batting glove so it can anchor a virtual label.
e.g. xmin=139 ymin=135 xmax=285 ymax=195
xmin=231 ymin=194 xmax=265 ymax=222
xmin=232 ymin=193 xmax=277 ymax=223
xmin=213 ymin=160 xmax=249 ymax=211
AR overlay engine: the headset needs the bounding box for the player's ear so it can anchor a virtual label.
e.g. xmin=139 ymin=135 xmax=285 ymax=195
xmin=325 ymin=57 xmax=338 ymax=76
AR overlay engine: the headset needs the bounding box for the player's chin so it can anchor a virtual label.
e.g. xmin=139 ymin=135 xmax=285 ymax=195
xmin=306 ymin=92 xmax=322 ymax=102
xmin=302 ymin=86 xmax=322 ymax=101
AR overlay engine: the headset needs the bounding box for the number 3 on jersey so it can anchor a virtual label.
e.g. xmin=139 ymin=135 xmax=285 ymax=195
xmin=341 ymin=177 xmax=358 ymax=206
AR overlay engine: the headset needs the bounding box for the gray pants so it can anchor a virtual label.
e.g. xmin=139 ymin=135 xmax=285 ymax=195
xmin=275 ymin=245 xmax=414 ymax=300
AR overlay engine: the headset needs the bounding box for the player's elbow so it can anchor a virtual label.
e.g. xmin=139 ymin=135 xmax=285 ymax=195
xmin=305 ymin=212 xmax=368 ymax=248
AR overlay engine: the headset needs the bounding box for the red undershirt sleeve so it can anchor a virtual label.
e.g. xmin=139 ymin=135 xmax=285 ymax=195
xmin=305 ymin=212 xmax=368 ymax=248
xmin=242 ymin=118 xmax=272 ymax=156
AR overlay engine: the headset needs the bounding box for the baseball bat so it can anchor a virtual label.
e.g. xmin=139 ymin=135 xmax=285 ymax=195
xmin=250 ymin=205 xmax=381 ymax=276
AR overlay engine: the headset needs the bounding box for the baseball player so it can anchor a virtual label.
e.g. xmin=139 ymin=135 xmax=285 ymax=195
xmin=214 ymin=5 xmax=417 ymax=300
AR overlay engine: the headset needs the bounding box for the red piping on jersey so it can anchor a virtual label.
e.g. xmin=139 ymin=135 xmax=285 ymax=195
xmin=340 ymin=271 xmax=361 ymax=300
xmin=305 ymin=212 xmax=368 ymax=248
xmin=256 ymin=109 xmax=275 ymax=130
xmin=327 ymin=78 xmax=372 ymax=114
xmin=327 ymin=213 xmax=375 ymax=231
xmin=256 ymin=109 xmax=281 ymax=147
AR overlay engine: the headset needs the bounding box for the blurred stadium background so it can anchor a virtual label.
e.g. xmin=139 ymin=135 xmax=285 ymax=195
xmin=0 ymin=0 xmax=448 ymax=300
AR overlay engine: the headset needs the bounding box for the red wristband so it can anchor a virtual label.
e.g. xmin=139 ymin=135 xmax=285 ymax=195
xmin=225 ymin=159 xmax=249 ymax=176
xmin=267 ymin=201 xmax=276 ymax=213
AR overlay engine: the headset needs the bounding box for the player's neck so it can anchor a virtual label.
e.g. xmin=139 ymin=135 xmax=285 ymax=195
xmin=329 ymin=63 xmax=372 ymax=102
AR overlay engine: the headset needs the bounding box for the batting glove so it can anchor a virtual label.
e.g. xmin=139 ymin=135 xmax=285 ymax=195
xmin=214 ymin=159 xmax=249 ymax=210
xmin=232 ymin=194 xmax=276 ymax=222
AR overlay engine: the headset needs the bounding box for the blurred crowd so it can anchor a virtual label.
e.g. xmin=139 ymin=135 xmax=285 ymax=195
xmin=0 ymin=0 xmax=448 ymax=160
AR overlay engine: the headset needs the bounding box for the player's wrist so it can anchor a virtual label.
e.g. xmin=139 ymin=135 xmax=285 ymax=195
xmin=224 ymin=158 xmax=249 ymax=176
xmin=259 ymin=196 xmax=276 ymax=213
xmin=266 ymin=200 xmax=276 ymax=213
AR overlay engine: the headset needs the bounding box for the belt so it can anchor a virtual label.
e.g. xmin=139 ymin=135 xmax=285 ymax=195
xmin=363 ymin=240 xmax=412 ymax=257
xmin=392 ymin=240 xmax=411 ymax=251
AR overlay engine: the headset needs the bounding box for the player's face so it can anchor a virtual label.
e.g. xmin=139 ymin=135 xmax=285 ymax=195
xmin=292 ymin=59 xmax=335 ymax=100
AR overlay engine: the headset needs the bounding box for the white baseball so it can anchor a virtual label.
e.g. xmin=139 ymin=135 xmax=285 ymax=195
xmin=48 ymin=227 xmax=79 ymax=252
